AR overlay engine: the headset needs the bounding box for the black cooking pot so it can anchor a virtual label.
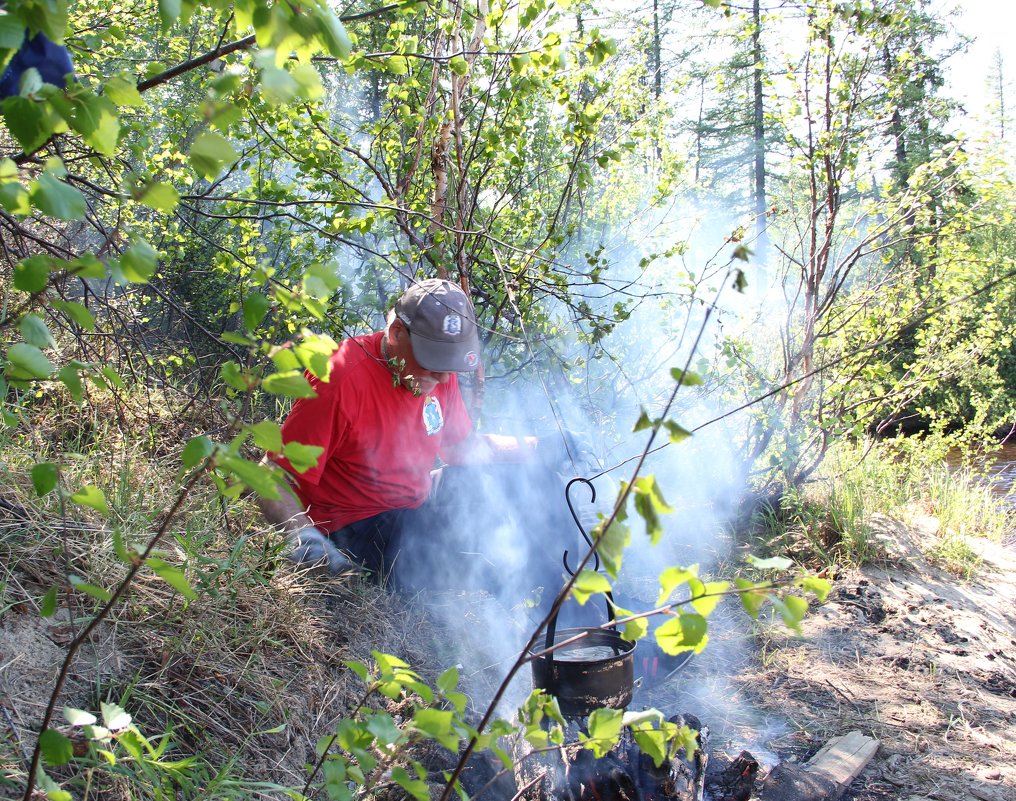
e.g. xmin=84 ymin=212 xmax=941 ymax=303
xmin=530 ymin=627 xmax=636 ymax=717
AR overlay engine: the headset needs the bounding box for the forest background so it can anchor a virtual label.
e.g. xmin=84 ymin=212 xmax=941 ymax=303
xmin=0 ymin=0 xmax=1014 ymax=799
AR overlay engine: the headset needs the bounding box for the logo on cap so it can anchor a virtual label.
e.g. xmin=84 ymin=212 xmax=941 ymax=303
xmin=442 ymin=314 xmax=462 ymax=336
xmin=464 ymin=351 xmax=479 ymax=369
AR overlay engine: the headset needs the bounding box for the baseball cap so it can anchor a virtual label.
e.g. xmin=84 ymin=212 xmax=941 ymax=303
xmin=394 ymin=279 xmax=481 ymax=372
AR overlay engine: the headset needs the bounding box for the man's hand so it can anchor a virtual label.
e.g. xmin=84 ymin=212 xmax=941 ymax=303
xmin=287 ymin=526 xmax=355 ymax=575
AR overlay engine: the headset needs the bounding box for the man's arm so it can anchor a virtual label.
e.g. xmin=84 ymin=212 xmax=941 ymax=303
xmin=442 ymin=432 xmax=540 ymax=465
xmin=256 ymin=456 xmax=352 ymax=574
xmin=256 ymin=456 xmax=315 ymax=534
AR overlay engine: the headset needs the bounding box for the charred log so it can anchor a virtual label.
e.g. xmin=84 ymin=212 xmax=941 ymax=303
xmin=704 ymin=750 xmax=759 ymax=801
xmin=513 ymin=713 xmax=708 ymax=801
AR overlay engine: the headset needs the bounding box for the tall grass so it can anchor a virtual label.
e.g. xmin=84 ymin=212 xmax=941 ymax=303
xmin=750 ymin=438 xmax=1013 ymax=572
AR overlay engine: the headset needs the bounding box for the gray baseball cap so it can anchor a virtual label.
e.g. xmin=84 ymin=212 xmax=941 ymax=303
xmin=394 ymin=279 xmax=481 ymax=372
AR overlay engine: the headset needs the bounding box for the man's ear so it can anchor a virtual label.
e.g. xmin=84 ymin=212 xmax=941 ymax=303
xmin=390 ymin=319 xmax=409 ymax=345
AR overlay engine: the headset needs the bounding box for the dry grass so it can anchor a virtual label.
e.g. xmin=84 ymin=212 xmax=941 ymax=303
xmin=0 ymin=400 xmax=444 ymax=799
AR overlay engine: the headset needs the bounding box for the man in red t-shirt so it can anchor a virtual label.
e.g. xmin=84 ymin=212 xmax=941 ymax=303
xmin=259 ymin=279 xmax=536 ymax=587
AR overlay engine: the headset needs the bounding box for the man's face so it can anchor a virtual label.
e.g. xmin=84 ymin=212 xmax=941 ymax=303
xmin=390 ymin=320 xmax=452 ymax=395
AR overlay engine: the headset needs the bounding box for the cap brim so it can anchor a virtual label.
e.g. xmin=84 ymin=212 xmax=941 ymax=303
xmin=410 ymin=332 xmax=481 ymax=372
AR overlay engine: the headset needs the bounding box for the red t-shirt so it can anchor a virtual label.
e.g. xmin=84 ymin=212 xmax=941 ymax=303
xmin=273 ymin=332 xmax=473 ymax=531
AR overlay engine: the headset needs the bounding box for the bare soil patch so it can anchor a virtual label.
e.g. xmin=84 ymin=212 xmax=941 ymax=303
xmin=638 ymin=518 xmax=1016 ymax=801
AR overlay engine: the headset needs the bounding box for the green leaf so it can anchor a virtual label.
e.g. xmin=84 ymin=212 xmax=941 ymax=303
xmin=95 ymin=748 xmax=116 ymax=764
xmin=137 ymin=181 xmax=179 ymax=212
xmin=57 ymin=357 xmax=83 ymax=399
xmin=251 ymin=420 xmax=283 ymax=452
xmin=733 ymin=268 xmax=748 ymax=292
xmin=302 ymin=263 xmax=340 ymax=299
xmin=654 ymin=613 xmax=709 ymax=655
xmin=670 ymin=368 xmax=704 ymax=386
xmin=146 ymin=558 xmax=196 ymax=600
xmin=63 ymin=92 xmax=120 ymax=155
xmin=449 ymin=55 xmax=469 ymax=76
xmin=181 ymin=435 xmax=213 ymax=470
xmin=656 ymin=565 xmax=698 ymax=606
xmin=104 ymin=75 xmax=145 ymax=107
xmin=584 ymin=708 xmax=623 ymax=758
xmin=0 ymin=180 xmax=31 ymax=215
xmin=732 ymin=244 xmax=752 ymax=262
xmin=344 ymin=660 xmax=369 ymax=681
xmin=797 ymin=575 xmax=832 ymax=603
xmin=100 ymin=702 xmax=132 ymax=731
xmin=101 ymin=366 xmax=125 ymax=388
xmin=412 ymin=708 xmax=459 ymax=750
xmin=63 ymin=707 xmax=98 ymax=727
xmin=31 ymin=462 xmax=59 ymax=496
xmin=734 ymin=577 xmax=767 ymax=619
xmin=632 ymin=408 xmax=653 ymax=432
xmin=14 ymin=255 xmax=52 ymax=293
xmin=0 ymin=15 xmax=26 ymax=49
xmin=317 ymin=11 xmax=352 ymax=59
xmin=365 ymin=711 xmax=402 ymax=745
xmin=270 ymin=347 xmax=301 ymax=372
xmin=51 ymin=300 xmax=95 ymax=330
xmin=663 ymin=420 xmax=692 ymax=443
xmin=111 ymin=528 xmax=135 ymax=563
xmin=39 ymin=728 xmax=74 ymax=766
xmin=120 ymin=239 xmax=157 ymax=283
xmin=385 ymin=55 xmax=409 ymax=75
xmin=445 ymin=690 xmax=468 ymax=714
xmin=595 ymin=519 xmax=630 ymax=578
xmin=436 ymin=665 xmax=459 ymax=693
xmin=631 ymin=724 xmax=668 ymax=767
xmin=243 ymin=292 xmax=272 ymax=330
xmin=689 ymin=580 xmax=729 ymax=617
xmin=220 ymin=361 xmax=253 ymax=391
xmin=391 ymin=766 xmax=429 ymax=801
xmin=771 ymin=594 xmax=809 ymax=632
xmin=571 ymin=569 xmax=611 ymax=606
xmin=746 ymin=555 xmax=793 ymax=571
xmin=2 ymin=96 xmax=51 ymax=153
xmin=675 ymin=724 xmax=699 ymax=760
xmin=30 ymin=173 xmax=86 ymax=220
xmin=68 ymin=254 xmax=106 ymax=279
xmin=69 ymin=484 xmax=110 ymax=515
xmin=36 ymin=769 xmax=72 ymax=801
xmin=219 ymin=455 xmax=281 ymax=499
xmin=40 ymin=586 xmax=59 ymax=617
xmin=21 ymin=314 xmax=55 ymax=348
xmin=189 ymin=132 xmax=238 ymax=179
xmin=613 ymin=605 xmax=648 ymax=642
xmin=633 ymin=476 xmax=673 ymax=544
xmin=68 ymin=574 xmax=112 ymax=602
xmin=262 ymin=370 xmax=316 ymax=398
xmin=8 ymin=343 xmax=54 ymax=378
xmin=293 ymin=334 xmax=337 ymax=379
xmin=220 ymin=331 xmax=256 ymax=346
xmin=282 ymin=441 xmax=323 ymax=473
xmin=158 ymin=0 xmax=182 ymax=29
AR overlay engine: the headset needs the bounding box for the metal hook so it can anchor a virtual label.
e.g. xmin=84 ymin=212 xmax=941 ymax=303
xmin=564 ymin=477 xmax=598 ymax=575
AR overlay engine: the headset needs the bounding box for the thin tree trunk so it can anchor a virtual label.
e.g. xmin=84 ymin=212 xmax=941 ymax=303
xmin=752 ymin=0 xmax=768 ymax=257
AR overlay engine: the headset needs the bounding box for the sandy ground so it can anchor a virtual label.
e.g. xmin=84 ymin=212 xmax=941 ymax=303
xmin=637 ymin=516 xmax=1016 ymax=801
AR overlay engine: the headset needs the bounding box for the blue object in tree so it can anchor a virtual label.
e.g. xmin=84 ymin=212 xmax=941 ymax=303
xmin=0 ymin=31 xmax=75 ymax=98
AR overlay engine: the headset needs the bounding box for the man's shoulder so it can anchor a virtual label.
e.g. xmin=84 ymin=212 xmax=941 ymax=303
xmin=331 ymin=331 xmax=382 ymax=372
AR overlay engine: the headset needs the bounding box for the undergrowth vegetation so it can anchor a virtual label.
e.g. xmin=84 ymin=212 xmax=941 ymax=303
xmin=748 ymin=439 xmax=1013 ymax=575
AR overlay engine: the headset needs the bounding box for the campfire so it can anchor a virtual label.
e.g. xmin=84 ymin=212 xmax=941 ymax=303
xmin=512 ymin=482 xmax=710 ymax=801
